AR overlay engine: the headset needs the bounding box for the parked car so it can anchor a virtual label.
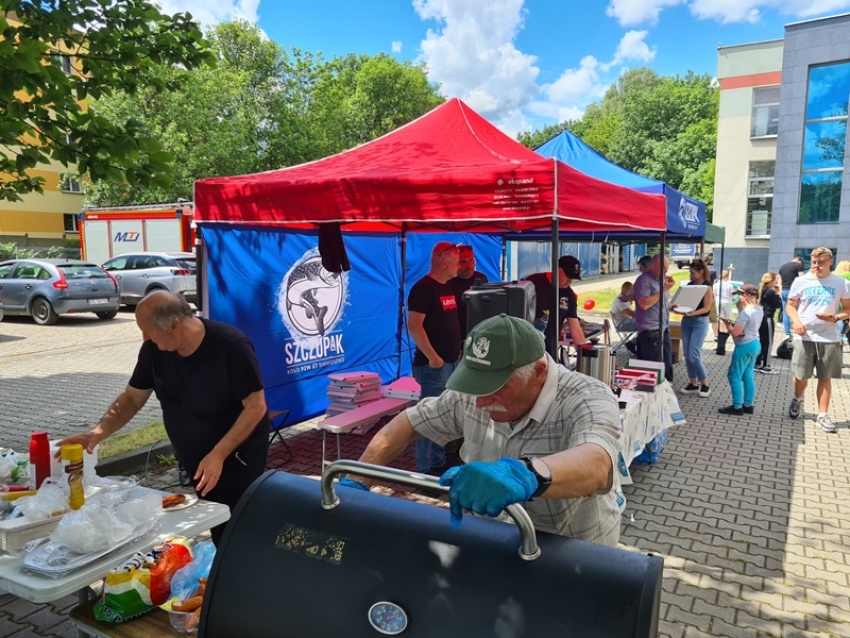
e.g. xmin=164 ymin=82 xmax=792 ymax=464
xmin=0 ymin=259 xmax=119 ymax=325
xmin=101 ymin=252 xmax=196 ymax=306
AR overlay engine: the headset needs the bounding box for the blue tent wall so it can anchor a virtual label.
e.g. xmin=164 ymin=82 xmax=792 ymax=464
xmin=535 ymin=131 xmax=706 ymax=238
xmin=201 ymin=224 xmax=501 ymax=424
xmin=510 ymin=241 xmax=601 ymax=280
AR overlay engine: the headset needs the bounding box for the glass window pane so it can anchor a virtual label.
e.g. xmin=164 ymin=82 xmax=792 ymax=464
xmin=751 ymin=104 xmax=780 ymax=136
xmin=806 ymin=62 xmax=850 ymax=119
xmin=799 ymin=171 xmax=843 ymax=223
xmin=749 ymin=180 xmax=774 ymax=197
xmin=753 ymin=86 xmax=781 ymax=105
xmin=747 ymin=197 xmax=772 ymax=235
xmin=802 ymin=121 xmax=847 ymax=170
xmin=749 ymin=161 xmax=775 ymax=179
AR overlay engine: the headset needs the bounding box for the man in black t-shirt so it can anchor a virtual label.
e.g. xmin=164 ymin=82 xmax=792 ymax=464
xmin=408 ymin=241 xmax=460 ymax=474
xmin=56 ymin=291 xmax=269 ymax=545
xmin=779 ymin=256 xmax=804 ymax=337
xmin=525 ymin=255 xmax=587 ymax=346
xmin=448 ymin=244 xmax=488 ymax=339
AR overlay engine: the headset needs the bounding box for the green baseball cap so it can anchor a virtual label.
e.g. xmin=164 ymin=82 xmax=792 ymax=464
xmin=446 ymin=314 xmax=545 ymax=396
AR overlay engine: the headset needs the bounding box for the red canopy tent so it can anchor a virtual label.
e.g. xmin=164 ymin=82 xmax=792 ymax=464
xmin=194 ymin=98 xmax=667 ymax=357
xmin=194 ymin=98 xmax=665 ymax=233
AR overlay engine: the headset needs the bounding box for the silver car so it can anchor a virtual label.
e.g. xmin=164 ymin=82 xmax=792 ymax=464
xmin=0 ymin=259 xmax=120 ymax=325
xmin=101 ymin=251 xmax=196 ymax=306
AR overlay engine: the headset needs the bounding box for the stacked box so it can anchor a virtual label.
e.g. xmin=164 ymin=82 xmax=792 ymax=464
xmin=326 ymin=372 xmax=382 ymax=416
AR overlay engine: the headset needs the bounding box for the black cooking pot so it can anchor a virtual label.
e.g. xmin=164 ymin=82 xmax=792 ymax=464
xmin=200 ymin=462 xmax=663 ymax=638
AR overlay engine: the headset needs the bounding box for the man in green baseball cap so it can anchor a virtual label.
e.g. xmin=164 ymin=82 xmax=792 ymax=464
xmin=341 ymin=314 xmax=624 ymax=547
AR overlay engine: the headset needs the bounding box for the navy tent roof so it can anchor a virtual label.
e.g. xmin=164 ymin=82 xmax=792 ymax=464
xmin=535 ymin=131 xmax=707 ymax=239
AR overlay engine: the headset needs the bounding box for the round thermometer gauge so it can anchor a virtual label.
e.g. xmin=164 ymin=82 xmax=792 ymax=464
xmin=368 ymin=601 xmax=409 ymax=635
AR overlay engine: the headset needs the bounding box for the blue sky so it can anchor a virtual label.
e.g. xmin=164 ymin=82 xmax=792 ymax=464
xmin=159 ymin=0 xmax=850 ymax=135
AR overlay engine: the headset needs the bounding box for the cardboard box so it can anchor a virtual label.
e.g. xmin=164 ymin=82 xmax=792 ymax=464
xmin=670 ymin=338 xmax=683 ymax=364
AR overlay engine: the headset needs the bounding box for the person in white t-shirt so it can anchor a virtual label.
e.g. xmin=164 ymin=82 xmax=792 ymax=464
xmin=712 ymin=269 xmax=733 ymax=338
xmin=785 ymin=247 xmax=850 ymax=432
xmin=610 ymin=281 xmax=637 ymax=354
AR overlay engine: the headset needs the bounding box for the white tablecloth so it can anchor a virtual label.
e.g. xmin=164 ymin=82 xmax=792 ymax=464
xmin=616 ymin=381 xmax=685 ymax=485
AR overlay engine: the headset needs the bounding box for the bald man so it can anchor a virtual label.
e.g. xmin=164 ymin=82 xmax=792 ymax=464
xmin=56 ymin=291 xmax=269 ymax=545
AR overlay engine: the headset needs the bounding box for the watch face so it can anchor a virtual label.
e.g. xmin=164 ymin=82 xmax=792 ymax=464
xmin=529 ymin=457 xmax=552 ymax=481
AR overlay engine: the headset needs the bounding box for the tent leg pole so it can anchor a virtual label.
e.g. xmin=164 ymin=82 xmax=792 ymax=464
xmin=549 ymin=219 xmax=560 ymax=359
xmin=659 ymin=231 xmax=667 ymax=375
xmin=397 ymin=224 xmax=408 ymax=380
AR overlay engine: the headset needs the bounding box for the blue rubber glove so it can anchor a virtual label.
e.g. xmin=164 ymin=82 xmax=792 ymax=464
xmin=338 ymin=477 xmax=369 ymax=491
xmin=439 ymin=458 xmax=538 ymax=529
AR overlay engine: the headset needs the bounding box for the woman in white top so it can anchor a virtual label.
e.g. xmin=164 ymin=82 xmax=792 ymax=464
xmin=712 ymin=269 xmax=733 ymax=338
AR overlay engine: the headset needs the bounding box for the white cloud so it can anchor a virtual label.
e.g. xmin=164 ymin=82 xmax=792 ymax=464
xmin=608 ymin=0 xmax=850 ymax=26
xmin=392 ymin=41 xmax=403 ymax=53
xmin=414 ymin=2 xmax=660 ymax=134
xmin=154 ymin=0 xmax=260 ymax=27
xmin=413 ymin=0 xmax=540 ymax=129
xmin=606 ymin=0 xmax=684 ymax=26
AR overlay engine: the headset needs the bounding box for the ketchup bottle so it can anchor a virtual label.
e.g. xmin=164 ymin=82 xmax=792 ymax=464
xmin=28 ymin=431 xmax=51 ymax=490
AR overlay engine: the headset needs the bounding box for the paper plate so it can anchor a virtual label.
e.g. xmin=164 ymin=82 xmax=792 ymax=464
xmin=162 ymin=494 xmax=198 ymax=512
xmin=673 ymin=306 xmax=693 ymax=314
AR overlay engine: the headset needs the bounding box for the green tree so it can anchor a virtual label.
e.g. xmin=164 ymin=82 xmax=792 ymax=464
xmin=86 ymin=28 xmax=444 ymax=205
xmin=0 ymin=1 xmax=211 ymax=202
xmin=517 ymin=120 xmax=574 ymax=149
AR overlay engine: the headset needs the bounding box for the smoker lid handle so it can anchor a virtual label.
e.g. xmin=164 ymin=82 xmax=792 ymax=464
xmin=321 ymin=459 xmax=541 ymax=561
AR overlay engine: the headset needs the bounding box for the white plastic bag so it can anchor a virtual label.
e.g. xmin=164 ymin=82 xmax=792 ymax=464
xmin=11 ymin=478 xmax=68 ymax=521
xmin=49 ymin=488 xmax=161 ymax=554
xmin=0 ymin=450 xmax=30 ymax=486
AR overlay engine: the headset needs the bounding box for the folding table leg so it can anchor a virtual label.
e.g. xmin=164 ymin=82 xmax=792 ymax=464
xmin=322 ymin=430 xmax=328 ymax=469
xmin=336 ymin=433 xmax=342 ymax=464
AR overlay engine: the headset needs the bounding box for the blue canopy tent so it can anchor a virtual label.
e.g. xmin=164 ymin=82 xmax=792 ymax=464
xmin=534 ymin=131 xmax=706 ymax=240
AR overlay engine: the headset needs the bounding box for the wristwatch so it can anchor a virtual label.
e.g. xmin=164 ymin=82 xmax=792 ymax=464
xmin=520 ymin=456 xmax=552 ymax=499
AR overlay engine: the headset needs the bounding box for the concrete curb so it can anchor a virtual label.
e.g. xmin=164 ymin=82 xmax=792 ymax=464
xmin=96 ymin=440 xmax=174 ymax=476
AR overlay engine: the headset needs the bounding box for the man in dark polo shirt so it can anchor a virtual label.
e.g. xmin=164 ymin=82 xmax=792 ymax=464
xmin=525 ymin=255 xmax=587 ymax=346
xmin=448 ymin=244 xmax=488 ymax=339
xmin=407 ymin=241 xmax=461 ymax=474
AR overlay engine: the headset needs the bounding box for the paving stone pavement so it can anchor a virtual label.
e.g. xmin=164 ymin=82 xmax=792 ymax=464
xmin=4 ymin=307 xmax=850 ymax=636
xmin=0 ymin=313 xmax=163 ymax=452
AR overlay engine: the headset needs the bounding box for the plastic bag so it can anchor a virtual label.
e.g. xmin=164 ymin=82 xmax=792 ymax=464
xmin=11 ymin=478 xmax=68 ymax=521
xmin=93 ymin=537 xmax=193 ymax=623
xmin=169 ymin=541 xmax=216 ymax=601
xmin=0 ymin=450 xmax=30 ymax=486
xmin=49 ymin=487 xmax=161 ymax=554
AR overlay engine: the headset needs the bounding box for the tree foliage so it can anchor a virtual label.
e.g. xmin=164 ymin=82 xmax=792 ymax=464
xmin=520 ymin=68 xmax=718 ymax=217
xmin=86 ymin=25 xmax=444 ymax=205
xmin=0 ymin=0 xmax=212 ymax=202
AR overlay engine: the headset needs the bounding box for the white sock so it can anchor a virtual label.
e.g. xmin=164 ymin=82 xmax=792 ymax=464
xmin=818 ymin=412 xmax=828 ymax=418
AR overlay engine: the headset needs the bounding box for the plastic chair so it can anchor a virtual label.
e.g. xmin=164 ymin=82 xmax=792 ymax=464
xmin=609 ymin=312 xmax=636 ymax=355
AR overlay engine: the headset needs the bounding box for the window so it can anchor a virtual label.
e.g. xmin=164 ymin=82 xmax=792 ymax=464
xmin=746 ymin=161 xmax=774 ymax=236
xmin=63 ymin=213 xmax=79 ymax=233
xmin=795 ymin=247 xmax=838 ymax=269
xmin=751 ymin=86 xmax=780 ymax=137
xmin=799 ymin=62 xmax=850 ymax=224
xmin=50 ymin=53 xmax=73 ymax=75
xmin=61 ymin=174 xmax=82 ymax=194
xmin=0 ymin=264 xmax=14 ymax=279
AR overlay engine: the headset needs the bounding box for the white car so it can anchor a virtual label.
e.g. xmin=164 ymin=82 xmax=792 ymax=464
xmin=101 ymin=251 xmax=196 ymax=306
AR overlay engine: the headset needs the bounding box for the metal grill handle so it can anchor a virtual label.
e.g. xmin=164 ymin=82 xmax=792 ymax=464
xmin=321 ymin=459 xmax=541 ymax=561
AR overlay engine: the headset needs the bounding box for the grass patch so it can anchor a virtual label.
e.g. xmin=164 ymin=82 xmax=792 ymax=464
xmin=580 ymin=271 xmax=691 ymax=314
xmin=99 ymin=421 xmax=167 ymax=459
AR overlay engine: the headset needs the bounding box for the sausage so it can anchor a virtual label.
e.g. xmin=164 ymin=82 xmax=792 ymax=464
xmin=172 ymin=596 xmax=203 ymax=612
xmin=162 ymin=494 xmax=187 ymax=509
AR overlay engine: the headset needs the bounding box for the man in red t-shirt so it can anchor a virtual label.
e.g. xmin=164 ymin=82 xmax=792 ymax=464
xmin=407 ymin=241 xmax=460 ymax=474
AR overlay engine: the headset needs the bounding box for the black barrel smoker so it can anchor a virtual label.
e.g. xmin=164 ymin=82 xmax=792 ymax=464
xmin=200 ymin=462 xmax=663 ymax=638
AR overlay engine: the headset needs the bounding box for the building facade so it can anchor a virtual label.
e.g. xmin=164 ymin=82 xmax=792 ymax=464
xmin=714 ymin=14 xmax=850 ymax=285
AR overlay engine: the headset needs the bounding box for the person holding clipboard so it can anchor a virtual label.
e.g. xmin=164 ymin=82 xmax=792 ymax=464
xmin=671 ymin=259 xmax=714 ymax=398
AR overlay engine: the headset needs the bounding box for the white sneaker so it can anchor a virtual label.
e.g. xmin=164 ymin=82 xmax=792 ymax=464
xmin=817 ymin=414 xmax=837 ymax=433
xmin=761 ymin=367 xmax=780 ymax=375
xmin=698 ymin=385 xmax=711 ymax=398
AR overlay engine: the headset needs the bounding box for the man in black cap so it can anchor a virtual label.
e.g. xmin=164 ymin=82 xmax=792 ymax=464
xmin=525 ymin=255 xmax=587 ymax=346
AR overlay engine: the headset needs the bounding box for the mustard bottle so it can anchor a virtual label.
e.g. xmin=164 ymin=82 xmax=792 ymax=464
xmin=61 ymin=444 xmax=85 ymax=510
